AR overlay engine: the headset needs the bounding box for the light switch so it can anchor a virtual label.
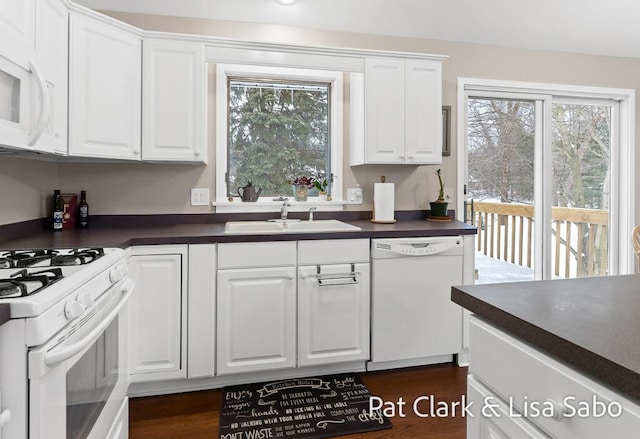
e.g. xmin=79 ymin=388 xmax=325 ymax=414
xmin=347 ymin=186 xmax=363 ymax=204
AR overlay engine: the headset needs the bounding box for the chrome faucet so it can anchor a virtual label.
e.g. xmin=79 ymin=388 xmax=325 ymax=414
xmin=280 ymin=199 xmax=291 ymax=220
xmin=308 ymin=206 xmax=316 ymax=221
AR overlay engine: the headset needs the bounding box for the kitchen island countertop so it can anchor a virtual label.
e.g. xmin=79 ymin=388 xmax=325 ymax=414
xmin=452 ymin=275 xmax=640 ymax=403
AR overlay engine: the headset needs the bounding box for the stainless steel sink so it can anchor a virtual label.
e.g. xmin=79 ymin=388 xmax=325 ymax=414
xmin=224 ymin=219 xmax=361 ymax=235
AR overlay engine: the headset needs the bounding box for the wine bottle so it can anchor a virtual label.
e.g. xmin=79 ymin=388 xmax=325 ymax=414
xmin=78 ymin=190 xmax=89 ymax=229
xmin=52 ymin=190 xmax=63 ymax=231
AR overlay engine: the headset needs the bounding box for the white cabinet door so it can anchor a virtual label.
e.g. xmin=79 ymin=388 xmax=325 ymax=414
xmin=0 ymin=0 xmax=35 ymax=68
xmin=33 ymin=0 xmax=68 ymax=155
xmin=142 ymin=39 xmax=206 ymax=162
xmin=69 ymin=13 xmax=141 ymax=160
xmin=128 ymin=246 xmax=187 ymax=382
xmin=354 ymin=58 xmax=443 ymax=165
xmin=298 ymin=263 xmax=370 ymax=366
xmin=363 ymin=58 xmax=405 ymax=164
xmin=217 ymin=267 xmax=296 ymax=375
xmin=405 ymin=60 xmax=442 ymax=164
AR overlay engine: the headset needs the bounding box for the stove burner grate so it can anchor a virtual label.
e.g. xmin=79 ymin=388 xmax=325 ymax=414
xmin=0 ymin=267 xmax=64 ymax=298
xmin=0 ymin=248 xmax=105 ymax=268
xmin=0 ymin=250 xmax=60 ymax=268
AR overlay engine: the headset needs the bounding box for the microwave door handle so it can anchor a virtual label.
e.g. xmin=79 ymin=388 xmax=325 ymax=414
xmin=27 ymin=60 xmax=50 ymax=146
xmin=43 ymin=280 xmax=134 ymax=366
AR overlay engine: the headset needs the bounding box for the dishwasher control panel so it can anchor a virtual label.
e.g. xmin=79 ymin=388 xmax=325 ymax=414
xmin=372 ymin=236 xmax=463 ymax=258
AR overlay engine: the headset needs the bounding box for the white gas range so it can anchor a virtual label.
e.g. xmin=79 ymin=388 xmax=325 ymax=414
xmin=0 ymin=247 xmax=133 ymax=439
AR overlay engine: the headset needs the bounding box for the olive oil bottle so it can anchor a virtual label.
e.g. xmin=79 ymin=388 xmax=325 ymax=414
xmin=78 ymin=190 xmax=89 ymax=229
xmin=52 ymin=190 xmax=63 ymax=231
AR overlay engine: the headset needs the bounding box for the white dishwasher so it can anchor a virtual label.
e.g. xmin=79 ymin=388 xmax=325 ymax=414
xmin=369 ymin=236 xmax=464 ymax=370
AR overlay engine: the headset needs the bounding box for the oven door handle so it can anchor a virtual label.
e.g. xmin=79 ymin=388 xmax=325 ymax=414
xmin=44 ymin=279 xmax=134 ymax=366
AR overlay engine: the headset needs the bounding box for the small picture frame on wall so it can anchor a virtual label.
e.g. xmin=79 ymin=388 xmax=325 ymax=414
xmin=442 ymin=106 xmax=451 ymax=156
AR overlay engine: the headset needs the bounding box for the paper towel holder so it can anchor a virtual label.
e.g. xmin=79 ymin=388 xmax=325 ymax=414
xmin=371 ymin=175 xmax=397 ymax=224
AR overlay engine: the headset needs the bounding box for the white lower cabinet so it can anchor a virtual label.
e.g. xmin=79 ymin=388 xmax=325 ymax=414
xmin=127 ymin=245 xmax=187 ymax=382
xmin=297 ymin=239 xmax=370 ymax=367
xmin=468 ymin=316 xmax=640 ymax=439
xmin=468 ymin=376 xmax=549 ymax=439
xmin=217 ymin=242 xmax=297 ymax=375
xmin=216 ymin=239 xmax=370 ymax=375
xmin=217 ymin=266 xmax=296 ymax=375
xmin=298 ymin=263 xmax=370 ymax=366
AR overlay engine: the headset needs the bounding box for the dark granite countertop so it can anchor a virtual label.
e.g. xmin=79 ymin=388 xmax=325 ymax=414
xmin=0 ymin=214 xmax=475 ymax=324
xmin=0 ymin=218 xmax=476 ymax=250
xmin=452 ymin=275 xmax=640 ymax=403
xmin=0 ymin=304 xmax=9 ymax=327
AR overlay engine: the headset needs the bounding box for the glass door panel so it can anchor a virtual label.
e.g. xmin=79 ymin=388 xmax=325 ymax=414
xmin=551 ymin=103 xmax=611 ymax=278
xmin=467 ymin=97 xmax=536 ymax=283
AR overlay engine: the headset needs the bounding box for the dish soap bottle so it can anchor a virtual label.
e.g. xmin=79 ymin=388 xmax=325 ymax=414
xmin=52 ymin=190 xmax=63 ymax=231
xmin=78 ymin=190 xmax=89 ymax=229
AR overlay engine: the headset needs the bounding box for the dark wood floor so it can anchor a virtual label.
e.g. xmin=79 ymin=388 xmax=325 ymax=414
xmin=129 ymin=363 xmax=468 ymax=439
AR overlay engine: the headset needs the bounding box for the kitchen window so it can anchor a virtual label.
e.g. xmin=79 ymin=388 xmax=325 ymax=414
xmin=215 ymin=64 xmax=344 ymax=210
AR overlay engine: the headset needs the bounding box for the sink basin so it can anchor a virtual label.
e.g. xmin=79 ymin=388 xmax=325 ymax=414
xmin=224 ymin=219 xmax=361 ymax=235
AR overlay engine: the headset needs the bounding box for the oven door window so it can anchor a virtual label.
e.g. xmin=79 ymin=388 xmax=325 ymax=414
xmin=66 ymin=316 xmax=119 ymax=439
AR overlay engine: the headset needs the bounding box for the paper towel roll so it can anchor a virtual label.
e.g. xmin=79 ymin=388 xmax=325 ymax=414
xmin=372 ymin=182 xmax=396 ymax=223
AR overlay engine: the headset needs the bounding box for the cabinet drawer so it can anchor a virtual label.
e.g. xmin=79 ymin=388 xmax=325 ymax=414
xmin=298 ymin=239 xmax=369 ymax=265
xmin=218 ymin=241 xmax=296 ymax=269
xmin=469 ymin=316 xmax=640 ymax=438
xmin=468 ymin=376 xmax=550 ymax=439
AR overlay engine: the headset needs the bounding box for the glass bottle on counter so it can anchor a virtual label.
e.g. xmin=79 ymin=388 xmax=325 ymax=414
xmin=52 ymin=190 xmax=63 ymax=231
xmin=78 ymin=190 xmax=89 ymax=229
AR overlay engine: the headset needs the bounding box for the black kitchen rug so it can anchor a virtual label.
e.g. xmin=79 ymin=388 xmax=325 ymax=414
xmin=219 ymin=373 xmax=392 ymax=439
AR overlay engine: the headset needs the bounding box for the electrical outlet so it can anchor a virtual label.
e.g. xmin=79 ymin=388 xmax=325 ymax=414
xmin=444 ymin=188 xmax=454 ymax=203
xmin=190 ymin=188 xmax=210 ymax=206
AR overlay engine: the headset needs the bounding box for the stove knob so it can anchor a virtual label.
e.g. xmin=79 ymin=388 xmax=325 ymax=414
xmin=65 ymin=300 xmax=84 ymax=320
xmin=109 ymin=265 xmax=126 ymax=283
xmin=0 ymin=408 xmax=11 ymax=427
xmin=78 ymin=293 xmax=95 ymax=309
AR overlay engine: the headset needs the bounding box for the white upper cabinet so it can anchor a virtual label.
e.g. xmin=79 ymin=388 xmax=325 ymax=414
xmin=351 ymin=57 xmax=443 ymax=165
xmin=0 ymin=0 xmax=35 ymax=68
xmin=404 ymin=60 xmax=442 ymax=163
xmin=142 ymin=39 xmax=206 ymax=162
xmin=68 ymin=13 xmax=142 ymax=160
xmin=362 ymin=58 xmax=405 ymax=164
xmin=32 ymin=0 xmax=68 ymax=155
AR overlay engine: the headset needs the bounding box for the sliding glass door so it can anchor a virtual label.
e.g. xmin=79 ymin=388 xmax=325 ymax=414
xmin=463 ymin=88 xmax=618 ymax=283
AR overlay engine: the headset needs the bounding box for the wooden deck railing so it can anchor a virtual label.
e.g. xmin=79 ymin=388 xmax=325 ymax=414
xmin=470 ymin=201 xmax=608 ymax=277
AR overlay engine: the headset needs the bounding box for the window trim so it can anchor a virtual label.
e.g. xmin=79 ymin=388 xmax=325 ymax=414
xmin=215 ymin=63 xmax=343 ymax=212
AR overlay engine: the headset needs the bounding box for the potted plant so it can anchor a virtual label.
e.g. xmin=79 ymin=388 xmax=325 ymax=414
xmin=290 ymin=176 xmax=314 ymax=202
xmin=430 ymin=168 xmax=449 ymax=217
xmin=313 ymin=177 xmax=328 ymax=201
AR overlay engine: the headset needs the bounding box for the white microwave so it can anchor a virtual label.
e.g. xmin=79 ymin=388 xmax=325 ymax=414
xmin=0 ymin=54 xmax=51 ymax=152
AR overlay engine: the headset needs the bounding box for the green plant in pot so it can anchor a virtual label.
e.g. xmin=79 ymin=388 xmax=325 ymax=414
xmin=313 ymin=177 xmax=328 ymax=201
xmin=430 ymin=168 xmax=449 ymax=217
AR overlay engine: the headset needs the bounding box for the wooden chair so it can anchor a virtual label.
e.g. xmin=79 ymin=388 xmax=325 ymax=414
xmin=633 ymin=224 xmax=640 ymax=273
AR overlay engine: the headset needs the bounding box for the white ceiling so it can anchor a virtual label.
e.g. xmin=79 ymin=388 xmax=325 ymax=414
xmin=75 ymin=0 xmax=640 ymax=59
